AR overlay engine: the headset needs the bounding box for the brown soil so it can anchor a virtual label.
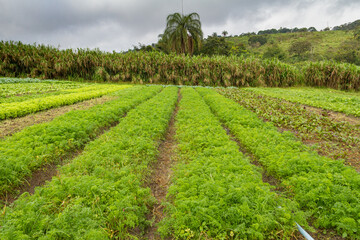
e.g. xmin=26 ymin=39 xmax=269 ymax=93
xmin=142 ymin=91 xmax=180 ymax=240
xmin=303 ymin=105 xmax=360 ymax=126
xmin=0 ymin=96 xmax=117 ymax=138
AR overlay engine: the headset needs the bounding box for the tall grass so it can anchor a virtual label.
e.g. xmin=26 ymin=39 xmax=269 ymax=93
xmin=0 ymin=41 xmax=359 ymax=90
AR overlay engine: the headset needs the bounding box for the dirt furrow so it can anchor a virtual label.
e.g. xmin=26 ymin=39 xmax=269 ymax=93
xmin=143 ymin=91 xmax=180 ymax=240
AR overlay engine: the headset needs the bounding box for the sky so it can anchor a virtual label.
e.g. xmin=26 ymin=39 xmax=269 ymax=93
xmin=0 ymin=0 xmax=359 ymax=52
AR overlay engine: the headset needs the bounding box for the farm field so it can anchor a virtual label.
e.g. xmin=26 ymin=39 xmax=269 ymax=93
xmin=244 ymin=87 xmax=360 ymax=117
xmin=0 ymin=79 xmax=359 ymax=239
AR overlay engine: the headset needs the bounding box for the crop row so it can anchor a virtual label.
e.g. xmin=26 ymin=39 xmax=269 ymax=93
xmin=197 ymin=88 xmax=360 ymax=238
xmin=159 ymin=87 xmax=305 ymax=239
xmin=0 ymin=77 xmax=63 ymax=84
xmin=2 ymin=41 xmax=360 ymax=90
xmin=245 ymin=87 xmax=360 ymax=117
xmin=0 ymin=87 xmax=179 ymax=239
xmin=217 ymin=88 xmax=360 ymax=166
xmin=0 ymin=82 xmax=90 ymax=98
xmin=0 ymin=85 xmax=128 ymax=120
xmin=0 ymin=86 xmax=161 ymax=195
xmin=0 ymin=84 xmax=108 ymax=104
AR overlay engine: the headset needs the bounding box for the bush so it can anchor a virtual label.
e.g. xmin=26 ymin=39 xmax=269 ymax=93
xmin=248 ymin=35 xmax=268 ymax=46
xmin=289 ymin=40 xmax=312 ymax=57
xmin=263 ymin=44 xmax=286 ymax=60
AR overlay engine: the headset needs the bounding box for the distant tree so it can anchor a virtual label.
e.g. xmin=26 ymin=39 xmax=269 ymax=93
xmin=258 ymin=29 xmax=278 ymax=35
xmin=334 ymin=40 xmax=360 ymax=65
xmin=199 ymin=35 xmax=230 ymax=56
xmin=298 ymin=27 xmax=308 ymax=32
xmin=248 ymin=35 xmax=267 ymax=46
xmin=229 ymin=42 xmax=247 ymax=56
xmin=263 ymin=44 xmax=286 ymax=60
xmin=308 ymin=27 xmax=317 ymax=32
xmin=354 ymin=28 xmax=360 ymax=41
xmin=222 ymin=30 xmax=228 ymax=37
xmin=278 ymin=27 xmax=291 ymax=33
xmin=289 ymin=40 xmax=312 ymax=56
xmin=131 ymin=43 xmax=155 ymax=52
xmin=163 ymin=12 xmax=203 ymax=55
xmin=322 ymin=27 xmax=330 ymax=31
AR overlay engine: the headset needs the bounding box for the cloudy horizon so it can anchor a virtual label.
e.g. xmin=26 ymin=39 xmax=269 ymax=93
xmin=0 ymin=0 xmax=359 ymax=52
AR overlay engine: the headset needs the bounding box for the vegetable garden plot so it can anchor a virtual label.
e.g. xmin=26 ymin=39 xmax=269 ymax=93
xmin=159 ymin=87 xmax=306 ymax=239
xmin=0 ymin=96 xmax=117 ymax=138
xmin=0 ymin=77 xmax=64 ymax=84
xmin=244 ymin=87 xmax=360 ymax=117
xmin=217 ymin=88 xmax=360 ymax=170
xmin=198 ymin=87 xmax=360 ymax=239
xmin=0 ymin=86 xmax=161 ymax=196
xmin=0 ymin=87 xmax=178 ymax=239
xmin=0 ymin=82 xmax=90 ymax=98
xmin=0 ymin=84 xmax=109 ymax=104
xmin=0 ymin=84 xmax=128 ymax=119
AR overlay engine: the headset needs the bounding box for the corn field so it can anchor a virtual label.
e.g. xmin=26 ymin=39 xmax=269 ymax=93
xmin=0 ymin=41 xmax=359 ymax=90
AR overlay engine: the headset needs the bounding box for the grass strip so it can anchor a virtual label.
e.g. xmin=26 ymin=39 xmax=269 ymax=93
xmin=0 ymin=86 xmax=178 ymax=239
xmin=0 ymin=86 xmax=161 ymax=195
xmin=0 ymin=85 xmax=128 ymax=119
xmin=197 ymin=87 xmax=360 ymax=239
xmin=158 ymin=87 xmax=305 ymax=239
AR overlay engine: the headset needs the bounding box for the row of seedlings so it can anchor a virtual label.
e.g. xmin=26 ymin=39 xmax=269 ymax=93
xmin=0 ymin=84 xmax=103 ymax=104
xmin=197 ymin=87 xmax=360 ymax=239
xmin=0 ymin=87 xmax=179 ymax=239
xmin=217 ymin=88 xmax=360 ymax=168
xmin=245 ymin=87 xmax=360 ymax=117
xmin=0 ymin=82 xmax=90 ymax=98
xmin=0 ymin=84 xmax=128 ymax=119
xmin=158 ymin=87 xmax=306 ymax=239
xmin=0 ymin=86 xmax=161 ymax=195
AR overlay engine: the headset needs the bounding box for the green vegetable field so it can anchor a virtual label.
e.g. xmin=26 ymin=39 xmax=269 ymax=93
xmin=0 ymin=78 xmax=359 ymax=239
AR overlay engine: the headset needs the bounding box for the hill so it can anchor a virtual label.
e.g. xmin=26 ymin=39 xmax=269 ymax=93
xmin=226 ymin=30 xmax=356 ymax=63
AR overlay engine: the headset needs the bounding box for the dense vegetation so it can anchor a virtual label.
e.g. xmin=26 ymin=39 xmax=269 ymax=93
xmin=198 ymin=88 xmax=360 ymax=238
xmin=1 ymin=42 xmax=360 ymax=90
xmin=159 ymin=87 xmax=304 ymax=239
xmin=0 ymin=87 xmax=178 ymax=239
xmin=0 ymin=86 xmax=159 ymax=195
xmin=1 ymin=80 xmax=359 ymax=238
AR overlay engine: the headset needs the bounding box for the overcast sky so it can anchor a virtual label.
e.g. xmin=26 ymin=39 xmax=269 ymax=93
xmin=0 ymin=0 xmax=359 ymax=52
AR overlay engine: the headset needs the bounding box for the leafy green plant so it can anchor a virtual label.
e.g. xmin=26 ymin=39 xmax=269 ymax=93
xmin=159 ymin=87 xmax=304 ymax=239
xmin=244 ymin=87 xmax=360 ymax=117
xmin=217 ymin=88 xmax=360 ymax=168
xmin=0 ymin=86 xmax=161 ymax=195
xmin=197 ymin=87 xmax=360 ymax=239
xmin=0 ymin=85 xmax=127 ymax=119
xmin=0 ymin=87 xmax=179 ymax=239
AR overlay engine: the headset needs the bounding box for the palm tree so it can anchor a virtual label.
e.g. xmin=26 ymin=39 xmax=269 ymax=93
xmin=163 ymin=12 xmax=203 ymax=55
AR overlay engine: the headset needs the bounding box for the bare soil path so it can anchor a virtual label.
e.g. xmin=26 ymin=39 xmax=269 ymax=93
xmin=143 ymin=91 xmax=181 ymax=240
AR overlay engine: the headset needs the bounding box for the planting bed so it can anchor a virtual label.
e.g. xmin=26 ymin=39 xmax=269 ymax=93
xmin=0 ymin=80 xmax=359 ymax=239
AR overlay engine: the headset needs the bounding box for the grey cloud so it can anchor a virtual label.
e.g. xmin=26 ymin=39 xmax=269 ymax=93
xmin=0 ymin=0 xmax=359 ymax=51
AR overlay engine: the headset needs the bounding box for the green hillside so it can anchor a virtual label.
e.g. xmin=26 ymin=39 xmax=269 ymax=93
xmin=225 ymin=30 xmax=359 ymax=65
